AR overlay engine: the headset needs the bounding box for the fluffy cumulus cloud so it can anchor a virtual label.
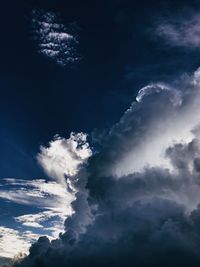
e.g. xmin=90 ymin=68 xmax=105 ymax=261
xmin=31 ymin=9 xmax=79 ymax=66
xmin=155 ymin=12 xmax=200 ymax=49
xmin=37 ymin=132 xmax=92 ymax=184
xmin=9 ymin=67 xmax=200 ymax=267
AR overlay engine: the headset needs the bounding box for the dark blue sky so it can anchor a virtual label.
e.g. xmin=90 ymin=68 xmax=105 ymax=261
xmin=0 ymin=0 xmax=200 ymax=177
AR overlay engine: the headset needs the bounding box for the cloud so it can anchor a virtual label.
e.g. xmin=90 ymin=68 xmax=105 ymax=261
xmin=156 ymin=12 xmax=200 ymax=49
xmin=155 ymin=12 xmax=200 ymax=49
xmin=11 ymin=68 xmax=200 ymax=267
xmin=37 ymin=132 xmax=93 ymax=236
xmin=0 ymin=226 xmax=40 ymax=259
xmin=31 ymin=9 xmax=80 ymax=66
xmin=136 ymin=82 xmax=182 ymax=106
xmin=0 ymin=178 xmax=73 ymax=257
xmin=0 ymin=257 xmax=13 ymax=267
xmin=0 ymin=178 xmax=74 ymax=215
xmin=0 ymin=133 xmax=92 ymax=259
xmin=37 ymin=132 xmax=92 ymax=184
xmin=14 ymin=211 xmax=64 ymax=230
xmin=98 ymin=68 xmax=200 ymax=177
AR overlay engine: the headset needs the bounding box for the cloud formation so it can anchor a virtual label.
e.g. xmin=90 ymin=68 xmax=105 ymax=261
xmin=103 ymin=69 xmax=200 ymax=177
xmin=0 ymin=178 xmax=74 ymax=210
xmin=10 ymin=67 xmax=200 ymax=267
xmin=0 ymin=226 xmax=40 ymax=259
xmin=155 ymin=13 xmax=200 ymax=49
xmin=31 ymin=9 xmax=79 ymax=66
xmin=0 ymin=133 xmax=92 ymax=259
xmin=15 ymin=211 xmax=64 ymax=230
xmin=37 ymin=132 xmax=92 ymax=184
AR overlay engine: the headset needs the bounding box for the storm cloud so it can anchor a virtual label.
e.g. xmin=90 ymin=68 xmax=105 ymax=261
xmin=11 ymin=68 xmax=200 ymax=267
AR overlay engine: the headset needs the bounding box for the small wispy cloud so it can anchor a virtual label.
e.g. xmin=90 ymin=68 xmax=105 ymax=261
xmin=15 ymin=211 xmax=62 ymax=229
xmin=0 ymin=178 xmax=74 ymax=215
xmin=155 ymin=13 xmax=200 ymax=49
xmin=11 ymin=67 xmax=200 ymax=267
xmin=31 ymin=9 xmax=80 ymax=66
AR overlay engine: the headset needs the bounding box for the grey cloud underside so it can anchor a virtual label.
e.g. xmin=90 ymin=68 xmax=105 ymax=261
xmin=31 ymin=10 xmax=79 ymax=66
xmin=13 ymin=70 xmax=200 ymax=267
xmin=0 ymin=257 xmax=12 ymax=267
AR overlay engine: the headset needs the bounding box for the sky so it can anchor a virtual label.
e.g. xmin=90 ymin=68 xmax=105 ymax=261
xmin=2 ymin=0 xmax=200 ymax=266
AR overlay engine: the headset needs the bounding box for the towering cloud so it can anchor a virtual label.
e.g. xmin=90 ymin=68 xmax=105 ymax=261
xmin=38 ymin=132 xmax=94 ymax=237
xmin=10 ymin=67 xmax=200 ymax=267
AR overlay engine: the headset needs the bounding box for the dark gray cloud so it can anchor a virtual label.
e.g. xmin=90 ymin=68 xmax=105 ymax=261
xmin=12 ymin=68 xmax=200 ymax=267
xmin=31 ymin=9 xmax=80 ymax=66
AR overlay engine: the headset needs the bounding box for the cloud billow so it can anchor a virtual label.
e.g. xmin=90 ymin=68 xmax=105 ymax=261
xmin=11 ymin=68 xmax=200 ymax=267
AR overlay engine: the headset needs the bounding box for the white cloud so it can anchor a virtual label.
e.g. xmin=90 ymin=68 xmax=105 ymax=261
xmin=37 ymin=132 xmax=92 ymax=184
xmin=0 ymin=178 xmax=73 ymax=247
xmin=15 ymin=211 xmax=61 ymax=229
xmin=37 ymin=132 xmax=94 ymax=236
xmin=155 ymin=13 xmax=200 ymax=49
xmin=136 ymin=83 xmax=182 ymax=106
xmin=0 ymin=226 xmax=40 ymax=258
xmin=0 ymin=178 xmax=74 ymax=215
xmin=0 ymin=132 xmax=92 ymax=258
xmin=31 ymin=9 xmax=79 ymax=66
xmin=101 ymin=67 xmax=200 ymax=177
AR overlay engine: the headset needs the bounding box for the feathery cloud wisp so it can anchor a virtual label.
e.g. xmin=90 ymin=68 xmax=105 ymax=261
xmin=155 ymin=12 xmax=200 ymax=49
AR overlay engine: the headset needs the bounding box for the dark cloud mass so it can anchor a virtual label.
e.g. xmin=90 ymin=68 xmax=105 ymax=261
xmin=11 ymin=68 xmax=200 ymax=267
